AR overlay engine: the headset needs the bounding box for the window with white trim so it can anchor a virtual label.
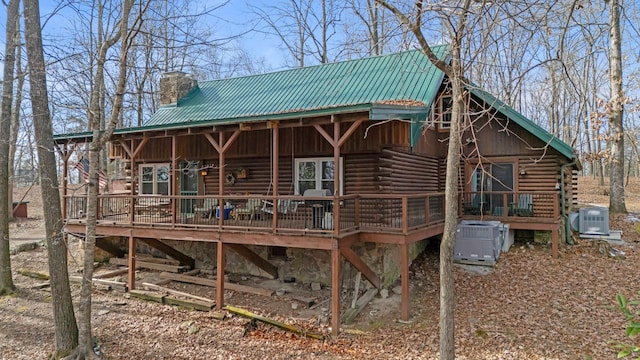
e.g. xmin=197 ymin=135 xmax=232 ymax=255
xmin=431 ymin=94 xmax=452 ymax=130
xmin=294 ymin=157 xmax=343 ymax=195
xmin=139 ymin=163 xmax=170 ymax=195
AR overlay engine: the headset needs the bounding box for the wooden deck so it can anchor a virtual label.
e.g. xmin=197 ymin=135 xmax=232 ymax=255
xmin=63 ymin=191 xmax=561 ymax=334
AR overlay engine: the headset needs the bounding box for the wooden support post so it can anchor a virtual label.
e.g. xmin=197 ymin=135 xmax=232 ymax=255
xmin=128 ymin=234 xmax=136 ymax=290
xmin=138 ymin=238 xmax=195 ymax=269
xmin=552 ymin=226 xmax=559 ymax=259
xmin=331 ymin=246 xmax=341 ymax=335
xmin=219 ymin=132 xmax=225 ymax=230
xmin=340 ymin=245 xmax=380 ymax=289
xmin=227 ymin=243 xmax=278 ymax=279
xmin=171 ymin=135 xmax=177 ymax=227
xmin=401 ymin=197 xmax=408 ymax=233
xmin=333 ymin=119 xmax=340 ymax=237
xmin=216 ymin=241 xmax=225 ymax=310
xmin=400 ymin=243 xmax=409 ymax=321
xmin=271 ymin=124 xmax=279 ymax=232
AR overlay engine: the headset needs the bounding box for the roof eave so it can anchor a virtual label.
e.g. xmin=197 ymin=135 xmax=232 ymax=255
xmin=54 ymin=103 xmax=377 ymax=143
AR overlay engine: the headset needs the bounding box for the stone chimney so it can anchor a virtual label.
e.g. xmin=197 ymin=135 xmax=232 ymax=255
xmin=159 ymin=71 xmax=198 ymax=106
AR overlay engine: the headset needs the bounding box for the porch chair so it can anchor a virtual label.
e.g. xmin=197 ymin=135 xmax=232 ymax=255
xmin=463 ymin=194 xmax=484 ymax=215
xmin=261 ymin=198 xmax=301 ymax=216
xmin=511 ymin=193 xmax=533 ymax=217
xmin=194 ymin=198 xmax=218 ymax=219
xmin=233 ymin=197 xmax=262 ymax=223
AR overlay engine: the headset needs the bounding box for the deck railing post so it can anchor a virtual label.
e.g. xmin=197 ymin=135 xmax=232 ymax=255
xmin=401 ymin=196 xmax=408 ymax=234
xmin=171 ymin=196 xmax=175 ymax=228
xmin=425 ymin=195 xmax=430 ymax=226
xmin=354 ymin=196 xmax=361 ymax=230
xmin=130 ymin=195 xmax=135 ymax=224
xmin=333 ymin=197 xmax=340 ymax=236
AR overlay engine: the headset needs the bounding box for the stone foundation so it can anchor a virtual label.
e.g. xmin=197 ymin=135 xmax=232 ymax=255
xmin=97 ymin=236 xmax=434 ymax=289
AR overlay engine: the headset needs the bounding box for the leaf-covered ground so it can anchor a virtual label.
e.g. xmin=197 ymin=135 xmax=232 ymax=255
xmin=1 ymin=178 xmax=639 ymax=359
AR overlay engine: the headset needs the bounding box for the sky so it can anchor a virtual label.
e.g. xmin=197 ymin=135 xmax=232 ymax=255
xmin=0 ymin=0 xmax=284 ymax=74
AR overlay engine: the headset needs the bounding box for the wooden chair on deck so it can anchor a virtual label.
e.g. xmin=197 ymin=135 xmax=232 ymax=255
xmin=194 ymin=198 xmax=218 ymax=219
xmin=262 ymin=199 xmax=301 ymax=217
xmin=463 ymin=194 xmax=484 ymax=215
xmin=233 ymin=197 xmax=262 ymax=223
xmin=511 ymin=193 xmax=533 ymax=217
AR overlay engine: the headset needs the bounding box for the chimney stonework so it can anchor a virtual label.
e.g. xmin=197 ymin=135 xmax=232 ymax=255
xmin=159 ymin=71 xmax=197 ymax=106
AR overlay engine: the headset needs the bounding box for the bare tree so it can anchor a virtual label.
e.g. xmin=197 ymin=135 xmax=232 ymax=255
xmin=0 ymin=0 xmax=20 ymax=296
xmin=252 ymin=0 xmax=342 ymax=67
xmin=8 ymin=15 xmax=27 ymax=211
xmin=67 ymin=1 xmax=146 ymax=357
xmin=376 ymin=1 xmax=476 ymax=358
xmin=23 ymin=0 xmax=79 ymax=356
xmin=607 ymin=0 xmax=626 ymax=213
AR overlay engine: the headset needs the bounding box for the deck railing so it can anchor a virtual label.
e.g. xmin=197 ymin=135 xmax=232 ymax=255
xmin=461 ymin=191 xmax=560 ymax=220
xmin=64 ymin=191 xmax=558 ymax=236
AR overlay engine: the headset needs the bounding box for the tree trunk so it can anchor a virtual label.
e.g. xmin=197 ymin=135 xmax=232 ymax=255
xmin=73 ymin=1 xmax=138 ymax=357
xmin=9 ymin=22 xmax=26 ymax=216
xmin=23 ymin=0 xmax=79 ymax=356
xmin=439 ymin=68 xmax=463 ymax=360
xmin=607 ymin=0 xmax=626 ymax=213
xmin=0 ymin=0 xmax=20 ymax=296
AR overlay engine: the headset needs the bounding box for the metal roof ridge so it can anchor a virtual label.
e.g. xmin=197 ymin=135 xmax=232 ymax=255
xmin=197 ymin=46 xmax=450 ymax=86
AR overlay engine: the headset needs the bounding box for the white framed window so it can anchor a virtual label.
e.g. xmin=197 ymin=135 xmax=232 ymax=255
xmin=295 ymin=157 xmax=343 ymax=195
xmin=139 ymin=163 xmax=170 ymax=195
xmin=431 ymin=94 xmax=452 ymax=131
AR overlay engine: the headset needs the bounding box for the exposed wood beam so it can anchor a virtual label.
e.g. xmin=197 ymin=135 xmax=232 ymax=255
xmin=338 ymin=120 xmax=364 ymax=147
xmin=313 ymin=123 xmax=335 ymax=146
xmin=204 ymin=133 xmax=221 ymax=153
xmin=267 ymin=120 xmax=279 ymax=129
xmin=131 ymin=137 xmax=149 ymax=159
xmin=221 ymin=130 xmax=241 ymax=154
xmin=339 ymin=245 xmax=380 ymax=289
xmin=95 ymin=237 xmax=126 ymax=258
xmin=64 ymin=224 xmax=338 ymax=249
xmin=227 ymin=243 xmax=278 ymax=279
xmin=137 ymin=238 xmax=196 ymax=269
xmin=118 ymin=140 xmax=133 ymax=158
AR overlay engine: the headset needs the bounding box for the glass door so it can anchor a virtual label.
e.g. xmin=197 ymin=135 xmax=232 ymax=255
xmin=490 ymin=163 xmax=514 ymax=214
xmin=179 ymin=161 xmax=199 ymax=214
xmin=470 ymin=163 xmax=513 ymax=214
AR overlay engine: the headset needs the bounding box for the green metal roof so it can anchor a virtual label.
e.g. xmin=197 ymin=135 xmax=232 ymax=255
xmin=54 ymin=47 xmax=576 ymax=162
xmin=469 ymin=87 xmax=576 ymax=160
xmin=144 ymin=47 xmax=449 ymax=127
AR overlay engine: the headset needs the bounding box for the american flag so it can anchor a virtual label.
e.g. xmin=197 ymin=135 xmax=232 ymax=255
xmin=75 ymin=158 xmax=108 ymax=190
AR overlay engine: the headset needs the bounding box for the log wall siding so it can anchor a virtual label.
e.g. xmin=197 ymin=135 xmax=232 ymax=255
xmin=201 ymin=157 xmax=293 ymax=195
xmin=517 ymin=156 xmax=562 ymax=193
xmin=378 ymin=149 xmax=440 ymax=193
xmin=198 ymin=155 xmax=380 ymax=196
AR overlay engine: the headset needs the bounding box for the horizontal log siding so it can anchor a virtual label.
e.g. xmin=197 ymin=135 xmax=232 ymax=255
xmin=517 ymin=156 xmax=561 ymax=193
xmin=344 ymin=154 xmax=378 ymax=194
xmin=200 ymin=154 xmax=380 ymax=196
xmin=202 ymin=157 xmax=293 ymax=195
xmin=357 ymin=149 xmax=441 ymax=227
xmin=378 ymin=149 xmax=440 ymax=193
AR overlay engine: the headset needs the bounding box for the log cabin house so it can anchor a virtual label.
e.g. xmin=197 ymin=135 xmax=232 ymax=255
xmin=54 ymin=47 xmax=580 ymax=333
